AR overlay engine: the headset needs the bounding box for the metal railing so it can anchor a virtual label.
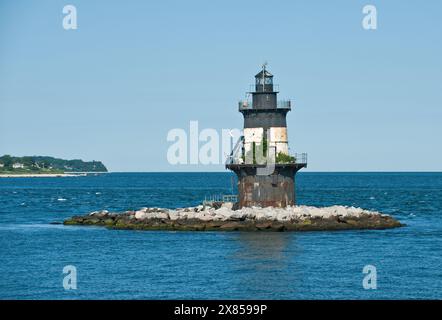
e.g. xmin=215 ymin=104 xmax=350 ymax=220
xmin=203 ymin=194 xmax=238 ymax=206
xmin=238 ymin=100 xmax=252 ymax=110
xmin=277 ymin=100 xmax=291 ymax=109
xmin=225 ymin=136 xmax=244 ymax=165
xmin=249 ymin=84 xmax=280 ymax=92
xmin=226 ymin=137 xmax=307 ymax=166
xmin=293 ymin=153 xmax=308 ymax=165
xmin=238 ymin=100 xmax=292 ymax=111
xmin=222 ymin=194 xmax=238 ymax=202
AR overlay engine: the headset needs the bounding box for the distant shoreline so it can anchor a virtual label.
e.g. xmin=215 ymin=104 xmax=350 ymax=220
xmin=0 ymin=172 xmax=107 ymax=178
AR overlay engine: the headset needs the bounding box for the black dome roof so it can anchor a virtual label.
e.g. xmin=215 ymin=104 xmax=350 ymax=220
xmin=255 ymin=69 xmax=273 ymax=78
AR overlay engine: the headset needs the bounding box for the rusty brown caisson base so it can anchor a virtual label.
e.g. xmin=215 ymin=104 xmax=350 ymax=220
xmin=227 ymin=164 xmax=305 ymax=208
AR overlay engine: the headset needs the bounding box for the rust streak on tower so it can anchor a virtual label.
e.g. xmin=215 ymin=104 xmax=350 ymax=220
xmin=226 ymin=64 xmax=307 ymax=208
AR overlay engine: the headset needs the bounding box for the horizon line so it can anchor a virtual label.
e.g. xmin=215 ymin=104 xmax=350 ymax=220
xmin=104 ymin=171 xmax=442 ymax=173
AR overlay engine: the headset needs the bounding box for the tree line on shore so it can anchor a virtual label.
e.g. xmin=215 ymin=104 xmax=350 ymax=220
xmin=0 ymin=155 xmax=107 ymax=173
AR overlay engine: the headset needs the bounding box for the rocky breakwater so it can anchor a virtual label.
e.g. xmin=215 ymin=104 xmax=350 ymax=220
xmin=64 ymin=204 xmax=403 ymax=232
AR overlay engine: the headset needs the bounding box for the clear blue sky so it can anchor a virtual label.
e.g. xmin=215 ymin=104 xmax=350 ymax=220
xmin=1 ymin=0 xmax=441 ymax=172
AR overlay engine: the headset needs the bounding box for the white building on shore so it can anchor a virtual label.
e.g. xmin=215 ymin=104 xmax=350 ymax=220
xmin=12 ymin=163 xmax=25 ymax=169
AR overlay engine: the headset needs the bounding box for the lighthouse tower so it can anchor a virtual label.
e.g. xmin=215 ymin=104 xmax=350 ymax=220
xmin=226 ymin=64 xmax=307 ymax=208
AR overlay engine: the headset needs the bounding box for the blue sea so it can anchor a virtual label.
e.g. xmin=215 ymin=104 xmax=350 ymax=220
xmin=0 ymin=172 xmax=441 ymax=299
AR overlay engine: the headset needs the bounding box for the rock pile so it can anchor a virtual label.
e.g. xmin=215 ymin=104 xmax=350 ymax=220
xmin=64 ymin=203 xmax=403 ymax=232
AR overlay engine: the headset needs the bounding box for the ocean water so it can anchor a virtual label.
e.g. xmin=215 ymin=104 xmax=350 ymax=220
xmin=0 ymin=172 xmax=441 ymax=300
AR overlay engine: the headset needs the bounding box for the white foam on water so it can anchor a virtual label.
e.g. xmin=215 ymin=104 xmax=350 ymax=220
xmin=0 ymin=223 xmax=102 ymax=232
xmin=0 ymin=223 xmax=64 ymax=231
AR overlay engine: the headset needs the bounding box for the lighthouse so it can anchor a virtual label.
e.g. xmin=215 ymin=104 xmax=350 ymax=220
xmin=226 ymin=64 xmax=307 ymax=208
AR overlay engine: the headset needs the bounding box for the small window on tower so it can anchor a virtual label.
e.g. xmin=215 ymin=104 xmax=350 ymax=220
xmin=265 ymin=77 xmax=273 ymax=85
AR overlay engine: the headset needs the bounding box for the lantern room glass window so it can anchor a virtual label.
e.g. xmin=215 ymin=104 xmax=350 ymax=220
xmin=256 ymin=77 xmax=273 ymax=85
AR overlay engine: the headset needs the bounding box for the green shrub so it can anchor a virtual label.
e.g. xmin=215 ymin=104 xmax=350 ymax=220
xmin=276 ymin=152 xmax=296 ymax=164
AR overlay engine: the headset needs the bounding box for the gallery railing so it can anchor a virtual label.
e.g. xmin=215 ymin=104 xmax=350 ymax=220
xmin=226 ymin=137 xmax=307 ymax=166
xmin=238 ymin=100 xmax=292 ymax=111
